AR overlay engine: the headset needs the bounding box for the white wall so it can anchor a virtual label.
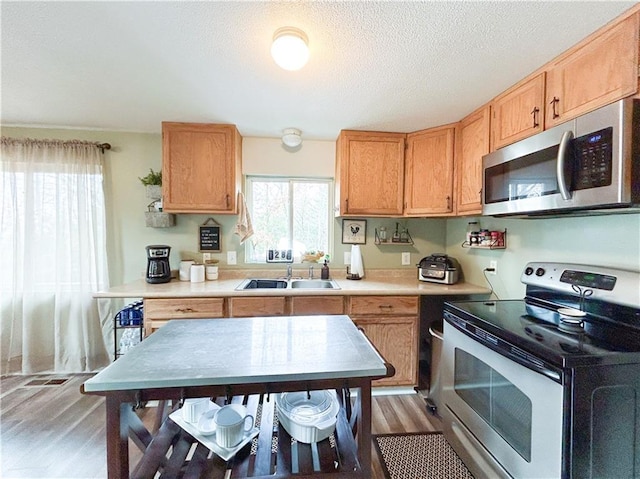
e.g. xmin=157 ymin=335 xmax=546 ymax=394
xmin=4 ymin=126 xmax=637 ymax=292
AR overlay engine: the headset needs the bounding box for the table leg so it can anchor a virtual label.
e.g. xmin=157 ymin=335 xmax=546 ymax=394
xmin=357 ymin=383 xmax=373 ymax=477
xmin=105 ymin=395 xmax=130 ymax=479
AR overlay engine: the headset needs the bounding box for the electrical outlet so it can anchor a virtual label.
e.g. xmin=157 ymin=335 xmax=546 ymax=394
xmin=402 ymin=252 xmax=411 ymax=265
xmin=202 ymin=253 xmax=211 ymax=262
xmin=344 ymin=251 xmax=351 ymax=265
xmin=489 ymin=260 xmax=497 ymax=275
xmin=227 ymin=251 xmax=237 ymax=265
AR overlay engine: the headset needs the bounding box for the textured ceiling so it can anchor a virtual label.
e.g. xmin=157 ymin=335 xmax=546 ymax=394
xmin=1 ymin=1 xmax=636 ymax=140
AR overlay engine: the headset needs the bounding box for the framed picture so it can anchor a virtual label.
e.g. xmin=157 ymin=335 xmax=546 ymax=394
xmin=342 ymin=219 xmax=367 ymax=244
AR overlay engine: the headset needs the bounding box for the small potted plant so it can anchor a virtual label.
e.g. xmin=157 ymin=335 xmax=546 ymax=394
xmin=138 ymin=168 xmax=162 ymax=200
xmin=139 ymin=168 xmax=175 ymax=228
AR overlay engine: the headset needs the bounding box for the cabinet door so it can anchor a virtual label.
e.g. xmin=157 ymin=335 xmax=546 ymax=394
xmin=545 ymin=13 xmax=639 ymax=127
xmin=336 ymin=131 xmax=406 ymax=216
xmin=353 ymin=316 xmax=418 ymax=387
xmin=491 ymin=74 xmax=545 ymax=150
xmin=290 ymin=296 xmax=345 ymax=315
xmin=456 ymin=105 xmax=491 ymax=215
xmin=404 ymin=126 xmax=456 ymax=216
xmin=228 ymin=297 xmax=286 ymax=317
xmin=162 ymin=122 xmax=242 ymax=213
xmin=144 ymin=298 xmax=225 ymax=335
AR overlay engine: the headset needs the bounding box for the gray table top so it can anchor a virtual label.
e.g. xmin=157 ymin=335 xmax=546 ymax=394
xmin=83 ymin=315 xmax=389 ymax=393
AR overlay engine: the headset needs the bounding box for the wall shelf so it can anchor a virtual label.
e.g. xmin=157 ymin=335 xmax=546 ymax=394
xmin=374 ymin=228 xmax=414 ymax=245
xmin=462 ymin=229 xmax=507 ymax=250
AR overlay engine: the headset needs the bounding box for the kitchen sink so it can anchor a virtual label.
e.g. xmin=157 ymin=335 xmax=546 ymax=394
xmin=290 ymin=279 xmax=340 ymax=289
xmin=237 ymin=279 xmax=288 ymax=290
xmin=236 ymin=278 xmax=340 ymax=290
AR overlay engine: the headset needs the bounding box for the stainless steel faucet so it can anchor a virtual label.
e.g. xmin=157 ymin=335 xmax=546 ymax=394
xmin=308 ymin=265 xmax=314 ymax=279
xmin=286 ymin=265 xmax=292 ymax=280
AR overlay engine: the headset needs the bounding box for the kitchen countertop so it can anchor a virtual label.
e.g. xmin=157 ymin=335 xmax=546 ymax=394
xmin=94 ymin=269 xmax=490 ymax=298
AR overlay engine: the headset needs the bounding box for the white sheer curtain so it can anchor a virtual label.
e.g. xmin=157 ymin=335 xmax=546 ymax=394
xmin=0 ymin=137 xmax=110 ymax=374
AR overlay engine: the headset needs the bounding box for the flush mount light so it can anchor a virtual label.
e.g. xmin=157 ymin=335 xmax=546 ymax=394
xmin=282 ymin=128 xmax=302 ymax=148
xmin=271 ymin=27 xmax=309 ymax=71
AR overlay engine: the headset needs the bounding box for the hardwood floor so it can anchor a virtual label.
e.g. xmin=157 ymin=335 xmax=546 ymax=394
xmin=1 ymin=374 xmax=442 ymax=478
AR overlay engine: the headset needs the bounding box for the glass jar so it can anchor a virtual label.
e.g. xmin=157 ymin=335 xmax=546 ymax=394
xmin=379 ymin=227 xmax=387 ymax=242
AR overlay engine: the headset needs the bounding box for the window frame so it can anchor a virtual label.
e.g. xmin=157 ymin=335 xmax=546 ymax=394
xmin=244 ymin=175 xmax=334 ymax=264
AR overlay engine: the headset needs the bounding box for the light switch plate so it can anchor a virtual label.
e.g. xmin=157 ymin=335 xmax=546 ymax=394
xmin=227 ymin=251 xmax=237 ymax=265
xmin=344 ymin=251 xmax=351 ymax=265
xmin=402 ymin=252 xmax=411 ymax=265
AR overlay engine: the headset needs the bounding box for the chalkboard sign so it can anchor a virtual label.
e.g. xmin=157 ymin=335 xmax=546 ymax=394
xmin=199 ymin=218 xmax=221 ymax=252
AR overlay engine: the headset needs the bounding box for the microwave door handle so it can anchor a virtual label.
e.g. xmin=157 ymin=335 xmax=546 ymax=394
xmin=556 ymin=130 xmax=574 ymax=200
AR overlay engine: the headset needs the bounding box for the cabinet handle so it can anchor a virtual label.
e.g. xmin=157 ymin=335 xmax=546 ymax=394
xmin=531 ymin=107 xmax=540 ymax=128
xmin=226 ymin=194 xmax=230 ymax=207
xmin=446 ymin=195 xmax=451 ymax=210
xmin=176 ymin=308 xmax=194 ymax=313
xmin=379 ymin=305 xmax=393 ymax=310
xmin=345 ymin=198 xmax=349 ymax=211
xmin=549 ymin=97 xmax=560 ymax=119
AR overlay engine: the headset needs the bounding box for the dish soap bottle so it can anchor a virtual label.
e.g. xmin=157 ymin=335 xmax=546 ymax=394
xmin=321 ymin=258 xmax=330 ymax=280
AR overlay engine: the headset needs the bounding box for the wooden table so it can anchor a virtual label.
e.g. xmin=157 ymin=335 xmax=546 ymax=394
xmin=82 ymin=315 xmax=392 ymax=479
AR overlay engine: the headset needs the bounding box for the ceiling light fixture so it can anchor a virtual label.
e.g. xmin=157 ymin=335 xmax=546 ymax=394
xmin=282 ymin=128 xmax=302 ymax=148
xmin=271 ymin=27 xmax=309 ymax=71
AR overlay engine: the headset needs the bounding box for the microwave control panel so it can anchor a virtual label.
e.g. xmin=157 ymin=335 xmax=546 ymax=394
xmin=573 ymin=127 xmax=613 ymax=190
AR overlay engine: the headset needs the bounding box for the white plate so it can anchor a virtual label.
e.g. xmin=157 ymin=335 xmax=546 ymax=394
xmin=170 ymin=408 xmax=259 ymax=461
xmin=557 ymin=307 xmax=586 ymax=318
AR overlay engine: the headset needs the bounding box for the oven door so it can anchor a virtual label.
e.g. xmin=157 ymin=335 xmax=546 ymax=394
xmin=441 ymin=322 xmax=564 ymax=479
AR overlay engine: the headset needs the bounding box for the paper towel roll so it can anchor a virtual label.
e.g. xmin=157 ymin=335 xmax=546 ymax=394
xmin=350 ymin=245 xmax=364 ymax=278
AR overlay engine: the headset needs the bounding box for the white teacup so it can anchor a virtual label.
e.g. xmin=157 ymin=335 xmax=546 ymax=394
xmin=213 ymin=404 xmax=254 ymax=448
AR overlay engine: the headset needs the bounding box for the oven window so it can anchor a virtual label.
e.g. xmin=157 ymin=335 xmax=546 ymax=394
xmin=454 ymin=349 xmax=532 ymax=461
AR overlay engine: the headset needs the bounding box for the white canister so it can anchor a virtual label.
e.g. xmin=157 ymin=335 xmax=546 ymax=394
xmin=205 ymin=264 xmax=219 ymax=280
xmin=179 ymin=260 xmax=195 ymax=281
xmin=190 ymin=263 xmax=205 ymax=283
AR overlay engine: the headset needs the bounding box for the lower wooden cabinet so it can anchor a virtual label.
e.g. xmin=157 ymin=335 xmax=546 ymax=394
xmin=290 ymin=296 xmax=345 ymax=315
xmin=228 ymin=297 xmax=286 ymax=317
xmin=352 ymin=316 xmax=419 ymax=387
xmin=144 ymin=298 xmax=225 ymax=335
xmin=349 ymin=295 xmax=419 ymax=387
xmin=143 ymin=294 xmax=420 ymax=387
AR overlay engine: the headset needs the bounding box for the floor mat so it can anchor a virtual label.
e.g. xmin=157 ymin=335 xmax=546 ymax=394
xmin=373 ymin=432 xmax=474 ymax=479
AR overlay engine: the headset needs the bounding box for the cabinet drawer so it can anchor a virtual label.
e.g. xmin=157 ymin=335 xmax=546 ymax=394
xmin=228 ymin=297 xmax=286 ymax=317
xmin=291 ymin=296 xmax=345 ymax=315
xmin=349 ymin=296 xmax=418 ymax=316
xmin=144 ymin=298 xmax=225 ymax=319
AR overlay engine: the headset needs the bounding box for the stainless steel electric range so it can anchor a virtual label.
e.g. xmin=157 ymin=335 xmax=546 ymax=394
xmin=441 ymin=262 xmax=640 ymax=479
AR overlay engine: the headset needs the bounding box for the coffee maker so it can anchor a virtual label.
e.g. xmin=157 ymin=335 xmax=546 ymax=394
xmin=146 ymin=245 xmax=172 ymax=284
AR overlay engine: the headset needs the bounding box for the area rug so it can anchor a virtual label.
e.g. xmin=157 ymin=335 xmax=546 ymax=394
xmin=373 ymin=432 xmax=475 ymax=479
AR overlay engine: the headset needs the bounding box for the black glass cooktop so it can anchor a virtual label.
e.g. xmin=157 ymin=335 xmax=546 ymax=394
xmin=443 ymin=299 xmax=640 ymax=369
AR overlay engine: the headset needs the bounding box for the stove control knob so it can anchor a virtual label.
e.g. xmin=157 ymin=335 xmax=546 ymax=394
xmin=524 ymin=267 xmax=534 ymax=276
xmin=535 ymin=267 xmax=546 ymax=277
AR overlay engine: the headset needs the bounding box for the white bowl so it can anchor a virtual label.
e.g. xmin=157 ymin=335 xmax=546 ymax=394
xmin=276 ymin=390 xmax=339 ymax=443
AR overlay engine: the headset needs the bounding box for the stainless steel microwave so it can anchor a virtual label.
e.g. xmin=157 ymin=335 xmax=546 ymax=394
xmin=482 ymin=98 xmax=640 ymax=217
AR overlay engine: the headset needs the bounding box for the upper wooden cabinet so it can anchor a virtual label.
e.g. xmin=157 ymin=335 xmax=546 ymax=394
xmin=545 ymin=12 xmax=639 ymax=127
xmin=491 ymin=74 xmax=545 ymax=150
xmin=404 ymin=125 xmax=456 ymax=216
xmin=456 ymin=105 xmax=491 ymax=215
xmin=335 ymin=130 xmax=406 ymax=216
xmin=162 ymin=122 xmax=242 ymax=214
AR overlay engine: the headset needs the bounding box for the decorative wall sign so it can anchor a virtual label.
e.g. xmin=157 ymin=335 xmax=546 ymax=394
xmin=199 ymin=218 xmax=221 ymax=252
xmin=342 ymin=219 xmax=367 ymax=244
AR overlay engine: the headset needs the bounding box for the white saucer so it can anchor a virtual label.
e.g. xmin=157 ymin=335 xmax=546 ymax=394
xmin=557 ymin=307 xmax=586 ymax=318
xmin=169 ymin=408 xmax=259 ymax=461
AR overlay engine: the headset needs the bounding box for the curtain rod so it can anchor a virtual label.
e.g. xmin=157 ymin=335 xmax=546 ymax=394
xmin=1 ymin=137 xmax=112 ymax=154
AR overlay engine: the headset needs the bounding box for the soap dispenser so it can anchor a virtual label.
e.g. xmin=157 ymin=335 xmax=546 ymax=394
xmin=321 ymin=258 xmax=330 ymax=280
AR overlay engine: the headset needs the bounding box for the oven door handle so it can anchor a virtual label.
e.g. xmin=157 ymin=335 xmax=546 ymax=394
xmin=556 ymin=130 xmax=574 ymax=200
